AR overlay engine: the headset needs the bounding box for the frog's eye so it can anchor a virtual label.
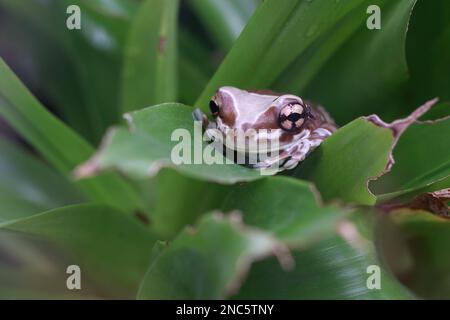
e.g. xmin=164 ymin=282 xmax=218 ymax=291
xmin=278 ymin=103 xmax=309 ymax=132
xmin=209 ymin=100 xmax=220 ymax=117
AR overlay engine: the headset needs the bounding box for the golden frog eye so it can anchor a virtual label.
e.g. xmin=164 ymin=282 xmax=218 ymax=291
xmin=278 ymin=103 xmax=309 ymax=132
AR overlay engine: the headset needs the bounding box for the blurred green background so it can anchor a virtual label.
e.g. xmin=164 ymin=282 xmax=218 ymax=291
xmin=0 ymin=0 xmax=449 ymax=299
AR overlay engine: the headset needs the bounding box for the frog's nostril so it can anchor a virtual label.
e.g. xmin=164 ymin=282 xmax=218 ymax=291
xmin=209 ymin=100 xmax=220 ymax=116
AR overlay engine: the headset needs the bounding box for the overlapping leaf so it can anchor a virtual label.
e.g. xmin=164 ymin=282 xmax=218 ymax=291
xmin=137 ymin=212 xmax=291 ymax=299
xmin=188 ymin=0 xmax=259 ymax=50
xmin=372 ymin=117 xmax=450 ymax=203
xmin=293 ymin=100 xmax=440 ymax=205
xmin=292 ymin=118 xmax=393 ymax=205
xmin=234 ymin=211 xmax=414 ymax=299
xmin=300 ymin=0 xmax=417 ymax=123
xmin=220 ymin=177 xmax=346 ymax=247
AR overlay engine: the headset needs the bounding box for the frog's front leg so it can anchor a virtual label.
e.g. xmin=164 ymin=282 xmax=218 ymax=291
xmin=281 ymin=130 xmax=332 ymax=170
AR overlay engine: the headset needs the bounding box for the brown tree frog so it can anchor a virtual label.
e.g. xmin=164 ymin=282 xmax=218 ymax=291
xmin=193 ymin=86 xmax=337 ymax=172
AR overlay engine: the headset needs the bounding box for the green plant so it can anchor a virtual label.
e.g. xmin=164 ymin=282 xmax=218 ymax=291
xmin=0 ymin=0 xmax=449 ymax=299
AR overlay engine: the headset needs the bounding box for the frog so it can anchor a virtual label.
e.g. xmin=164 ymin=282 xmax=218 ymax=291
xmin=193 ymin=86 xmax=337 ymax=173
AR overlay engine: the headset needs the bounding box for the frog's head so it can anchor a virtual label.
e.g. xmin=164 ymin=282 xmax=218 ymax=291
xmin=209 ymin=86 xmax=313 ymax=139
xmin=193 ymin=86 xmax=336 ymax=172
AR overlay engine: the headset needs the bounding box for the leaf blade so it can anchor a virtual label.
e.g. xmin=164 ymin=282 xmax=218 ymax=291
xmin=121 ymin=0 xmax=179 ymax=112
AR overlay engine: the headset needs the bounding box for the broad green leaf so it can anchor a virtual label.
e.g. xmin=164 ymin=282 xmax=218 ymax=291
xmin=178 ymin=29 xmax=215 ymax=105
xmin=0 ymin=58 xmax=146 ymax=214
xmin=145 ymin=168 xmax=231 ymax=239
xmin=300 ymin=0 xmax=416 ymax=123
xmin=196 ymin=0 xmax=371 ymax=109
xmin=146 ymin=171 xmax=347 ymax=243
xmin=121 ymin=0 xmax=179 ymax=112
xmin=77 ymin=103 xmax=262 ymax=184
xmin=372 ymin=118 xmax=450 ymax=202
xmin=234 ymin=212 xmax=414 ymax=299
xmin=292 ymin=118 xmax=393 ymax=205
xmin=137 ymin=212 xmax=291 ymax=299
xmin=188 ymin=0 xmax=259 ymax=50
xmin=138 ymin=176 xmax=349 ymax=299
xmin=0 ymin=138 xmax=83 ymax=221
xmin=221 ymin=176 xmax=347 ymax=247
xmin=0 ymin=204 xmax=157 ymax=298
xmin=378 ymin=209 xmax=450 ymax=299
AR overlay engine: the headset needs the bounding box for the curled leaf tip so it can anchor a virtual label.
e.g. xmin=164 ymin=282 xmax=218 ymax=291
xmin=366 ymin=98 xmax=439 ymax=175
xmin=365 ymin=98 xmax=439 ymax=139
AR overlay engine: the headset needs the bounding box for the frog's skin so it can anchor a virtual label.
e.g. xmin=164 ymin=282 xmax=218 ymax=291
xmin=193 ymin=86 xmax=337 ymax=172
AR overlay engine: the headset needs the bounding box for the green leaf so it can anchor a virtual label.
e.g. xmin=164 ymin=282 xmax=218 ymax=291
xmin=406 ymin=0 xmax=450 ymax=106
xmin=178 ymin=29 xmax=215 ymax=105
xmin=300 ymin=0 xmax=417 ymax=123
xmin=0 ymin=0 xmax=135 ymax=142
xmin=146 ymin=171 xmax=347 ymax=243
xmin=378 ymin=209 xmax=450 ymax=299
xmin=0 ymin=138 xmax=83 ymax=221
xmin=372 ymin=117 xmax=450 ymax=202
xmin=292 ymin=99 xmax=439 ymax=205
xmin=138 ymin=176 xmax=349 ymax=299
xmin=221 ymin=176 xmax=347 ymax=247
xmin=77 ymin=103 xmax=262 ymax=184
xmin=121 ymin=0 xmax=179 ymax=112
xmin=0 ymin=204 xmax=157 ymax=298
xmin=292 ymin=118 xmax=394 ymax=205
xmin=145 ymin=168 xmax=232 ymax=239
xmin=233 ymin=212 xmax=414 ymax=299
xmin=195 ymin=0 xmax=377 ymax=110
xmin=137 ymin=212 xmax=291 ymax=299
xmin=0 ymin=58 xmax=146 ymax=213
xmin=188 ymin=0 xmax=258 ymax=50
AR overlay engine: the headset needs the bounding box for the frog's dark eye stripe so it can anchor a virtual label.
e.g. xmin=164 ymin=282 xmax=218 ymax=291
xmin=209 ymin=100 xmax=220 ymax=116
xmin=278 ymin=103 xmax=308 ymax=132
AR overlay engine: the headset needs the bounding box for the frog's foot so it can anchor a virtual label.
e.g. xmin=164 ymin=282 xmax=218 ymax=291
xmin=281 ymin=131 xmax=331 ymax=170
xmin=251 ymin=150 xmax=292 ymax=173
